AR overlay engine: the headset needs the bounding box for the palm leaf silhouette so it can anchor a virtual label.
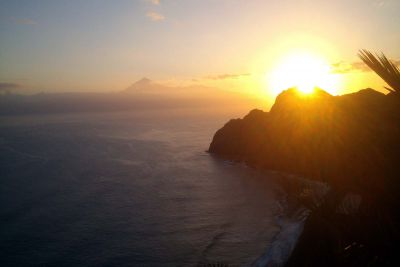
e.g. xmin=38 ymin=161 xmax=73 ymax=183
xmin=358 ymin=49 xmax=400 ymax=94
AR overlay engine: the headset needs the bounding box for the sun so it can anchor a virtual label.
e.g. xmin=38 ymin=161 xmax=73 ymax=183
xmin=267 ymin=52 xmax=340 ymax=96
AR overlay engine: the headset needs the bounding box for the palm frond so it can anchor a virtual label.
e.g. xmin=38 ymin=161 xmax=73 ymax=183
xmin=358 ymin=49 xmax=400 ymax=94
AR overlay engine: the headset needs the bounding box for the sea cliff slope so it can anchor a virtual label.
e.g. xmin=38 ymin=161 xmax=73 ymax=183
xmin=209 ymin=88 xmax=400 ymax=266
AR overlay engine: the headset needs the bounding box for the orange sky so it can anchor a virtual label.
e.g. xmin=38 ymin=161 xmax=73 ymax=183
xmin=0 ymin=0 xmax=399 ymax=99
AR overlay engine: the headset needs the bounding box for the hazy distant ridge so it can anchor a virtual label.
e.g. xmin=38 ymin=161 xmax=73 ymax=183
xmin=0 ymin=78 xmax=263 ymax=115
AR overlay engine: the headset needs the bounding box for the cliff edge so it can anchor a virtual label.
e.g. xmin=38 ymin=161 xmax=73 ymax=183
xmin=209 ymin=88 xmax=400 ymax=266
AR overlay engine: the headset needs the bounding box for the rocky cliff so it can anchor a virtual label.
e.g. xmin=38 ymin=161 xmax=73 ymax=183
xmin=209 ymin=88 xmax=400 ymax=194
xmin=209 ymin=88 xmax=400 ymax=266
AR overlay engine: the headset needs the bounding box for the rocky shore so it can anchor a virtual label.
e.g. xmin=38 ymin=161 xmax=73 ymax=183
xmin=208 ymin=88 xmax=400 ymax=266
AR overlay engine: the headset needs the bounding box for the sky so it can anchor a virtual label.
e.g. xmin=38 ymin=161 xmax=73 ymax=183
xmin=0 ymin=0 xmax=399 ymax=97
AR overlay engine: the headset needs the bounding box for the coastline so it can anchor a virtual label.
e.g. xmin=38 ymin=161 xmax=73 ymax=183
xmin=251 ymin=169 xmax=330 ymax=267
xmin=252 ymin=204 xmax=309 ymax=267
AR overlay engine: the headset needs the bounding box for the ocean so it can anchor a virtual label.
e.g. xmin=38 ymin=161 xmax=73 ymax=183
xmin=0 ymin=108 xmax=297 ymax=267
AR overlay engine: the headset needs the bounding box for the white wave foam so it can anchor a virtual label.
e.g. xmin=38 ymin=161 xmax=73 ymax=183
xmin=252 ymin=208 xmax=310 ymax=267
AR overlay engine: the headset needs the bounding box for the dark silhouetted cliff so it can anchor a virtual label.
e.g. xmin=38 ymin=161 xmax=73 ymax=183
xmin=210 ymin=88 xmax=400 ymax=194
xmin=209 ymin=88 xmax=400 ymax=266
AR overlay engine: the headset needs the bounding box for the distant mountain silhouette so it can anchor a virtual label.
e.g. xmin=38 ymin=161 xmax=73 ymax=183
xmin=124 ymin=78 xmax=171 ymax=94
xmin=0 ymin=79 xmax=264 ymax=115
xmin=124 ymin=77 xmax=228 ymax=97
xmin=134 ymin=77 xmax=152 ymax=85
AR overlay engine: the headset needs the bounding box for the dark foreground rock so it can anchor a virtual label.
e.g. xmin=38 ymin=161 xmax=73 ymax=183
xmin=209 ymin=88 xmax=400 ymax=266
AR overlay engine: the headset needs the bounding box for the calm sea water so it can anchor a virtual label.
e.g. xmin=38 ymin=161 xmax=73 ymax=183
xmin=0 ymin=108 xmax=283 ymax=267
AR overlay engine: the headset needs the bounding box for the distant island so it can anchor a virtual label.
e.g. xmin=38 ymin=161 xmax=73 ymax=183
xmin=0 ymin=78 xmax=263 ymax=115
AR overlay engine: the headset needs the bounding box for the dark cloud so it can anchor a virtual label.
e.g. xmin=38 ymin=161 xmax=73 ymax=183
xmin=332 ymin=59 xmax=400 ymax=74
xmin=205 ymin=73 xmax=251 ymax=80
xmin=0 ymin=82 xmax=19 ymax=91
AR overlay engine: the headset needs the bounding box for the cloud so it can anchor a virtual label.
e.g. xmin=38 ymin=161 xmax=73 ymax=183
xmin=331 ymin=59 xmax=400 ymax=74
xmin=146 ymin=11 xmax=165 ymax=21
xmin=204 ymin=73 xmax=251 ymax=80
xmin=0 ymin=82 xmax=19 ymax=92
xmin=147 ymin=0 xmax=160 ymax=5
xmin=373 ymin=0 xmax=386 ymax=7
xmin=331 ymin=61 xmax=369 ymax=74
xmin=14 ymin=18 xmax=37 ymax=25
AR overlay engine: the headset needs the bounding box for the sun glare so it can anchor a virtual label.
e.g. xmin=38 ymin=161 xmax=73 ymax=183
xmin=267 ymin=52 xmax=340 ymax=96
